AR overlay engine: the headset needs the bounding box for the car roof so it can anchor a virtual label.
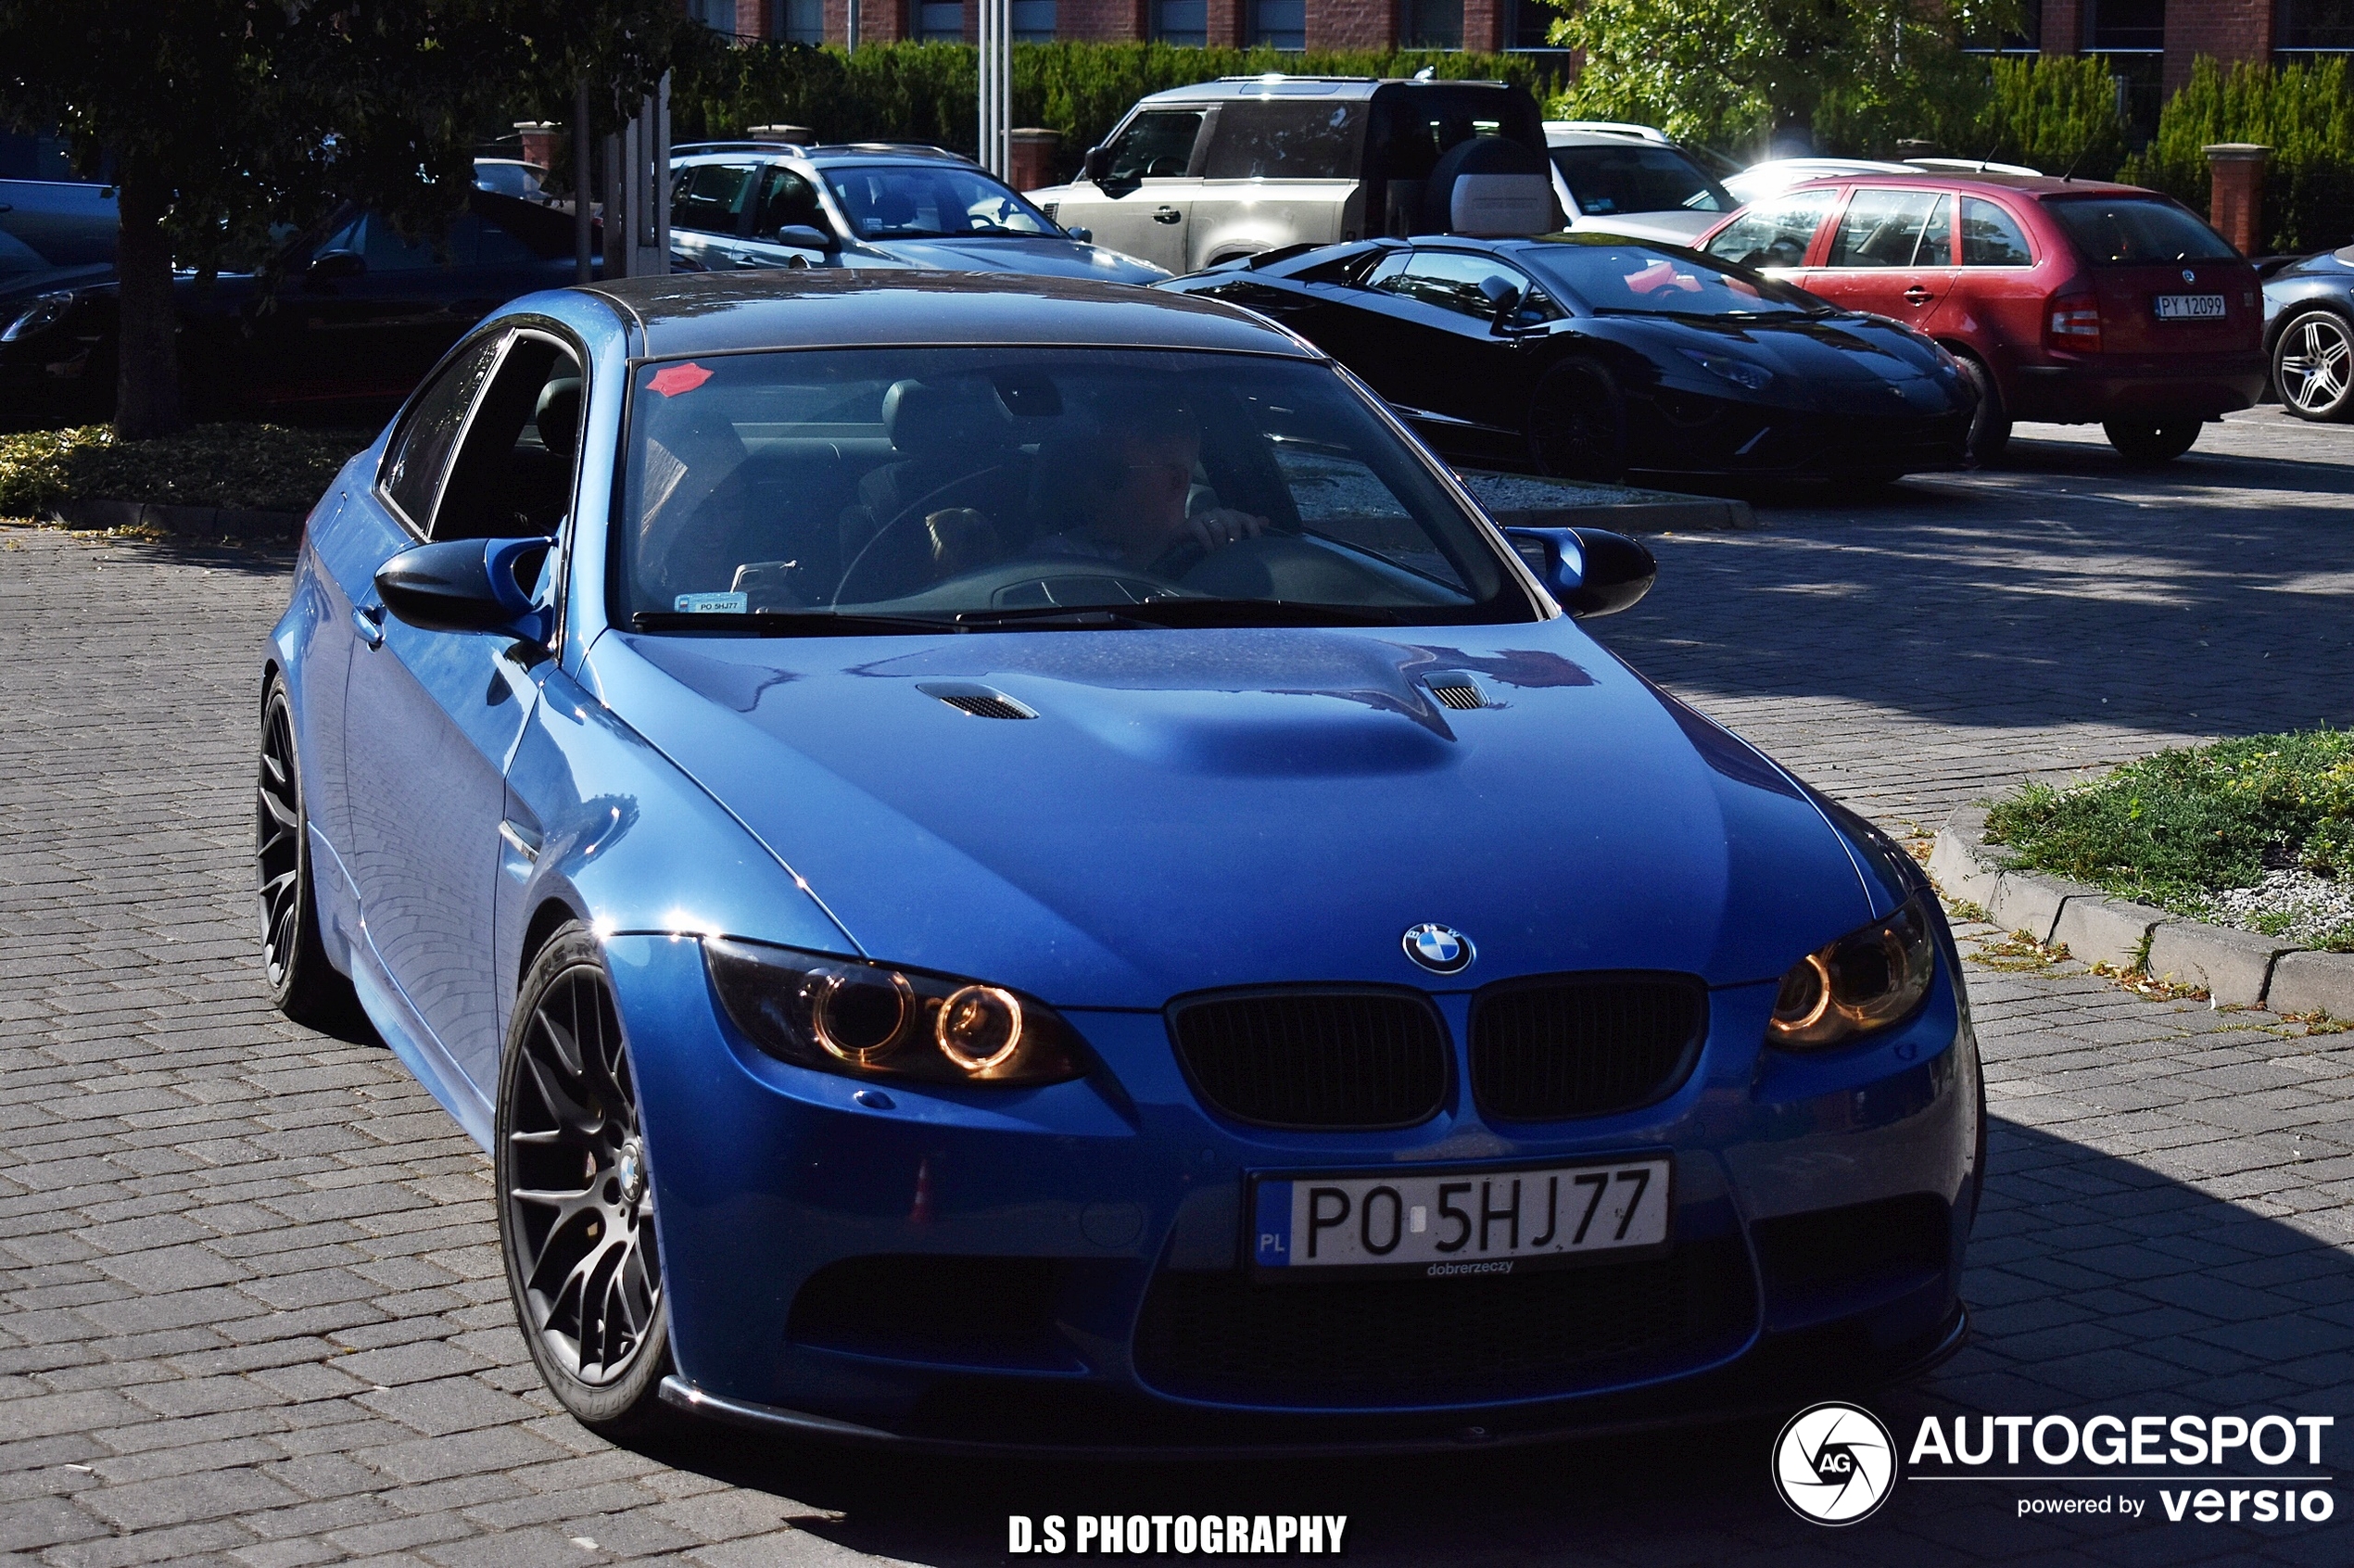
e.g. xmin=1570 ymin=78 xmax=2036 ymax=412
xmin=1547 ymin=131 xmax=1694 ymax=151
xmin=582 ymin=270 xmax=1324 ymax=360
xmin=671 ymin=143 xmax=980 ymax=169
xmin=1135 ymin=75 xmax=1512 ymax=105
xmin=1778 ymin=171 xmax=2152 ymax=199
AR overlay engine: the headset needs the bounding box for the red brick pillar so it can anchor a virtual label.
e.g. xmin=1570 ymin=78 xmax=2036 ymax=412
xmin=1462 ymin=0 xmax=1504 ymax=52
xmin=1207 ymin=0 xmax=1244 ymax=45
xmin=1009 ymin=128 xmax=1061 ymax=191
xmin=513 ymin=122 xmax=561 ymax=171
xmin=1310 ymin=0 xmax=1396 ymax=48
xmin=2204 ymin=142 xmax=2268 ymax=256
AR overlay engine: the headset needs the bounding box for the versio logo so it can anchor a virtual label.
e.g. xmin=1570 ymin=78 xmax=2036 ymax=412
xmin=1774 ymin=1402 xmax=1897 ymax=1525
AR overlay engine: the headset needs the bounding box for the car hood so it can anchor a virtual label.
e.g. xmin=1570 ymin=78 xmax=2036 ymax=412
xmin=1595 ymin=310 xmax=1960 ymax=409
xmin=859 ymin=234 xmax=1169 ymax=285
xmin=584 ymin=621 xmax=1875 ymax=1008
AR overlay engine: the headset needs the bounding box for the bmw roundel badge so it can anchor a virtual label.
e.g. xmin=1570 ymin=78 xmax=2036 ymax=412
xmin=1402 ymin=922 xmax=1474 ymax=975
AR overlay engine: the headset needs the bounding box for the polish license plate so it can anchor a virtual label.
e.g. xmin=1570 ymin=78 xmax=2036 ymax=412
xmin=2155 ymin=294 xmax=2226 ymax=321
xmin=1250 ymin=1157 xmax=1672 ymax=1279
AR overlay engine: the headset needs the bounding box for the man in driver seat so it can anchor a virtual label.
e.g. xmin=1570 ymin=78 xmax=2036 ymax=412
xmin=1034 ymin=398 xmax=1269 ymax=575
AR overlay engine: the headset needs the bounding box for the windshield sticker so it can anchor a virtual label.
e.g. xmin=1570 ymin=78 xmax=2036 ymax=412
xmin=648 ymin=362 xmax=714 ymax=398
xmin=674 ymin=591 xmax=748 ymax=614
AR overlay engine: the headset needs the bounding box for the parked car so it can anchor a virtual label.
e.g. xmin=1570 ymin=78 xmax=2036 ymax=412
xmin=1159 ymin=233 xmax=1973 ymax=483
xmin=1027 ymin=76 xmax=1555 ymax=275
xmin=667 ymin=141 xmax=1166 ymax=284
xmin=1546 ymin=121 xmax=1736 ymax=248
xmin=1 ymin=188 xmax=594 ymax=427
xmin=1698 ymin=174 xmax=2265 ymax=464
xmin=473 ymin=159 xmax=551 ymax=202
xmin=2261 ymin=244 xmax=2354 ymax=421
xmin=262 ymin=268 xmax=1980 ymax=1447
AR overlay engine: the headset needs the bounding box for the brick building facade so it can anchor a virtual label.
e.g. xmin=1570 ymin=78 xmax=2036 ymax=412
xmin=694 ymin=0 xmax=1559 ymax=52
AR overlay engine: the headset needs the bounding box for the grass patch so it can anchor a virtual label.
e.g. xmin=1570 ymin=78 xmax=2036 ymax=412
xmin=0 ymin=424 xmax=371 ymax=516
xmin=1983 ymin=731 xmax=2354 ymax=906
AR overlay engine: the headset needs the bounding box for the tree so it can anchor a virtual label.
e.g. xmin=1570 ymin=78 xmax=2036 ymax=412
xmin=1550 ymin=0 xmax=2022 ymax=158
xmin=0 ymin=0 xmax=692 ymax=438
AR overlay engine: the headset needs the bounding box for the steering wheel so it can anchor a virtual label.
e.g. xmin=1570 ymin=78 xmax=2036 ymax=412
xmin=901 ymin=555 xmax=1197 ymax=613
xmin=832 ymin=463 xmax=1020 ymax=607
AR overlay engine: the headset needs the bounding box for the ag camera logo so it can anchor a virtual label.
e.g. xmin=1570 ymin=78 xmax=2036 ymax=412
xmin=1774 ymin=1402 xmax=1897 ymax=1525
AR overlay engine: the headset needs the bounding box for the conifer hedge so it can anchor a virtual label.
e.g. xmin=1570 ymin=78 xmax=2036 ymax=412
xmin=2119 ymin=57 xmax=2354 ymax=254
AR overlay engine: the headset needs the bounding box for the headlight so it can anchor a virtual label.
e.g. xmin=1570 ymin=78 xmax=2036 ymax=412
xmin=1679 ymin=348 xmax=1772 ymax=392
xmin=1 ymin=291 xmax=75 ymax=344
xmin=704 ymin=937 xmax=1086 ymax=1086
xmin=1766 ymin=893 xmax=1937 ymax=1050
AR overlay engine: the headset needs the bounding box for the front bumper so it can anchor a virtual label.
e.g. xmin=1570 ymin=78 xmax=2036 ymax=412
xmin=606 ymin=932 xmax=1981 ymax=1451
xmin=2007 ymin=349 xmax=2267 ymax=424
xmin=1625 ymin=386 xmax=1971 ymax=481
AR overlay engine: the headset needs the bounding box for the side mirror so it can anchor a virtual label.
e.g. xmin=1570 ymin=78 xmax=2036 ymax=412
xmin=1479 ymin=274 xmax=1525 ymax=330
xmin=307 ymin=248 xmax=366 ymax=283
xmin=1502 ymin=525 xmax=1656 ymax=618
xmin=1082 ymin=146 xmax=1111 ymax=183
xmin=1064 ymin=225 xmax=1093 ymax=243
xmin=773 ymin=223 xmax=834 ymax=251
xmin=374 ymin=536 xmax=553 ymax=639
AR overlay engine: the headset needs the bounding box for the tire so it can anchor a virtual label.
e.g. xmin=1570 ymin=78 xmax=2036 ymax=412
xmin=257 ymin=674 xmax=361 ymax=1030
xmin=2102 ymin=418 xmax=2200 ymax=466
xmin=2272 ymin=309 xmax=2354 ymax=421
xmin=1952 ymin=351 xmax=2011 ymax=467
xmin=1526 ymin=360 xmax=1627 ymax=482
xmin=498 ymin=925 xmax=675 ymax=1435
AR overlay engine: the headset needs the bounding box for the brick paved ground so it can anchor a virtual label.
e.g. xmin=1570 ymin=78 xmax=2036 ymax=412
xmin=1 ymin=411 xmax=2348 ymax=1566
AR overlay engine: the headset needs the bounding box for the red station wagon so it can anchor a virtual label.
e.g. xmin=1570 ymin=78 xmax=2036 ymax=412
xmin=1699 ymin=174 xmax=2265 ymax=465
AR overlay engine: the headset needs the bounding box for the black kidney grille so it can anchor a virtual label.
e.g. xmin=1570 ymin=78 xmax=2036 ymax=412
xmin=1133 ymin=1238 xmax=1753 ymax=1407
xmin=1471 ymin=976 xmax=1705 ymax=1120
xmin=1169 ymin=992 xmax=1448 ymax=1130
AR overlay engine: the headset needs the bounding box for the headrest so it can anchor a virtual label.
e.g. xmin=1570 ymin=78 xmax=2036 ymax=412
xmin=1420 ymin=136 xmax=1557 ymax=238
xmin=880 ymin=378 xmax=1012 ymax=458
xmin=536 ymin=376 xmax=583 ymax=457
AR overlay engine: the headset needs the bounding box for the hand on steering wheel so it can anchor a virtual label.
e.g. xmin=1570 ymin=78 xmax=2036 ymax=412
xmin=1183 ymin=507 xmax=1268 ymax=553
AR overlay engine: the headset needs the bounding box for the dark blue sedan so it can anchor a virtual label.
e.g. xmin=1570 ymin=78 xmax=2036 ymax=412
xmin=262 ymin=270 xmax=1981 ymax=1448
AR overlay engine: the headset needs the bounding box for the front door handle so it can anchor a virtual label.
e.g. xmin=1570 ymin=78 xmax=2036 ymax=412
xmin=1152 ymin=207 xmax=1183 ymax=224
xmin=351 ymin=603 xmax=385 ymax=649
xmin=1903 ymin=285 xmax=1934 ymax=305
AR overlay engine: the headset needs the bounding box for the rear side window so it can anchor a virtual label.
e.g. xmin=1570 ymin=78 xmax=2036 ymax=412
xmin=1203 ymin=101 xmax=1364 ymax=181
xmin=1960 ymin=197 xmax=2034 ymax=266
xmin=381 ymin=334 xmax=503 ymax=532
xmin=1550 ymin=145 xmax=1730 ymax=216
xmin=1704 ymin=188 xmax=1837 ymax=270
xmin=673 ymin=163 xmax=756 ymax=235
xmin=1827 ymin=189 xmax=1952 ymax=267
xmin=2047 ymin=196 xmax=2236 ymax=264
xmin=1104 ymin=110 xmax=1206 ymax=182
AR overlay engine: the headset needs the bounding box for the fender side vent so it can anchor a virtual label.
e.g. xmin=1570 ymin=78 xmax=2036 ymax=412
xmin=1429 ymin=682 xmax=1486 ymax=711
xmin=919 ymin=682 xmax=1036 ymax=720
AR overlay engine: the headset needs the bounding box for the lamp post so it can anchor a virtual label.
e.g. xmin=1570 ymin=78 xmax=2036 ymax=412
xmin=977 ymin=0 xmax=1010 ymax=179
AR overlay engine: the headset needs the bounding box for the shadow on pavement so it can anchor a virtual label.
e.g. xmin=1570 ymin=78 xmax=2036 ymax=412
xmin=621 ymin=1119 xmax=2354 ymax=1565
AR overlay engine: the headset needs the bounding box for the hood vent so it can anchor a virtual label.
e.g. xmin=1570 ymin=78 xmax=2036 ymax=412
xmin=1428 ymin=681 xmax=1487 ymax=712
xmin=919 ymin=682 xmax=1035 ymax=720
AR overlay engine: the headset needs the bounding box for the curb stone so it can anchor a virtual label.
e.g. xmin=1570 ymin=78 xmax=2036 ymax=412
xmin=1929 ymin=807 xmax=2330 ymax=1011
xmin=36 ymin=498 xmax=303 ymax=545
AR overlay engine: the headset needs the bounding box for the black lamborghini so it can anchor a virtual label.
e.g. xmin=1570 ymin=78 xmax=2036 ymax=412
xmin=1158 ymin=234 xmax=1975 ymax=484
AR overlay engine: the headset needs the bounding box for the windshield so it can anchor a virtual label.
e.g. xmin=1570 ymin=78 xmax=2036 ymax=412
xmin=1551 ymin=145 xmax=1731 ymax=215
xmin=821 ymin=164 xmax=1057 ymax=239
xmin=1519 ymin=238 xmax=1826 ymax=317
xmin=2047 ymin=196 xmax=2237 ymax=265
xmin=616 ymin=348 xmax=1530 ymax=633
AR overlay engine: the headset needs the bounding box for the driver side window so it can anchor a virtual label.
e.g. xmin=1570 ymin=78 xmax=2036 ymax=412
xmin=432 ymin=334 xmax=586 ymax=542
xmin=753 ymin=167 xmax=827 ymax=235
xmin=382 ymin=335 xmax=503 ymax=533
xmin=1105 ymin=110 xmax=1206 ymax=183
xmin=1705 ymin=189 xmax=1836 ymax=271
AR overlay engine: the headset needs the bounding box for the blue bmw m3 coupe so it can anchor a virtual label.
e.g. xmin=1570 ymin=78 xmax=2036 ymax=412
xmin=260 ymin=271 xmax=1981 ymax=1450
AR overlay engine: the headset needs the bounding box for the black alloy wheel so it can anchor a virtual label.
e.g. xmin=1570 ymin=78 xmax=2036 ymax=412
xmin=257 ymin=675 xmax=361 ymax=1028
xmin=2102 ymin=418 xmax=2201 ymax=466
xmin=2273 ymin=309 xmax=2354 ymax=421
xmin=1526 ymin=360 xmax=1627 ymax=482
xmin=1953 ymin=352 xmax=2011 ymax=467
xmin=498 ymin=925 xmax=674 ymax=1433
